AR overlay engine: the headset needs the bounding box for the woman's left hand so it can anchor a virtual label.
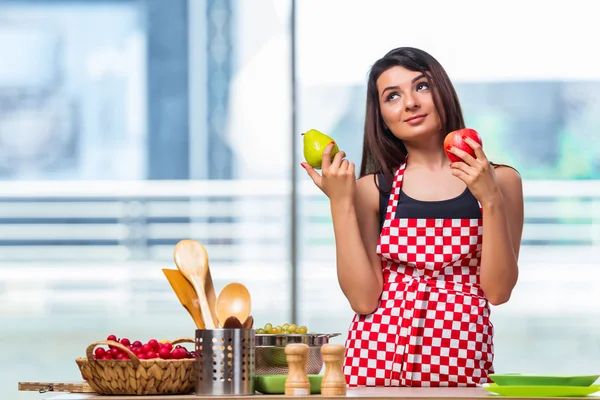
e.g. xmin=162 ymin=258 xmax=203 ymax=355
xmin=447 ymin=137 xmax=501 ymax=208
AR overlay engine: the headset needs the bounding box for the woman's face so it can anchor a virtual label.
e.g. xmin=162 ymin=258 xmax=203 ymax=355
xmin=376 ymin=66 xmax=442 ymax=142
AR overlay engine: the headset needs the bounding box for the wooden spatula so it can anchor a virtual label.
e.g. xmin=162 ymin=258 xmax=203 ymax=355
xmin=162 ymin=268 xmax=205 ymax=329
xmin=174 ymin=239 xmax=219 ymax=329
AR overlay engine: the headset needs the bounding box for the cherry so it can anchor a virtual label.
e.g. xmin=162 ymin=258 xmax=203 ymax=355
xmin=146 ymin=351 xmax=158 ymax=359
xmin=148 ymin=339 xmax=160 ymax=352
xmin=94 ymin=348 xmax=106 ymax=358
xmin=106 ymin=334 xmax=117 ymax=342
xmin=141 ymin=344 xmax=151 ymax=353
xmin=132 ymin=341 xmax=142 ymax=348
xmin=120 ymin=338 xmax=131 ymax=346
xmin=158 ymin=347 xmax=171 ymax=359
xmin=162 ymin=342 xmax=173 ymax=352
xmin=172 ymin=348 xmax=186 ymax=360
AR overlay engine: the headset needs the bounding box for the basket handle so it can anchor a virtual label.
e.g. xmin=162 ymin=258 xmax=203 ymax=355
xmin=85 ymin=340 xmax=141 ymax=369
xmin=171 ymin=338 xmax=195 ymax=345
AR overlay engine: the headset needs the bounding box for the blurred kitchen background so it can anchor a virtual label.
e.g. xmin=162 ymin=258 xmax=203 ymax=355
xmin=1 ymin=0 xmax=599 ymax=397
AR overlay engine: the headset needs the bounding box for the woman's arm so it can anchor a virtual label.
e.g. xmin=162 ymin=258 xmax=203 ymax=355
xmin=479 ymin=166 xmax=524 ymax=305
xmin=302 ymin=143 xmax=383 ymax=315
xmin=331 ymin=175 xmax=384 ymax=315
xmin=447 ymin=137 xmax=524 ymax=306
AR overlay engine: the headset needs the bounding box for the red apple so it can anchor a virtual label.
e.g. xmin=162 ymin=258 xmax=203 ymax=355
xmin=443 ymin=128 xmax=482 ymax=163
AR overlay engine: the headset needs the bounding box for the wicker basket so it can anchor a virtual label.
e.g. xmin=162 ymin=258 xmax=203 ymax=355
xmin=75 ymin=338 xmax=195 ymax=395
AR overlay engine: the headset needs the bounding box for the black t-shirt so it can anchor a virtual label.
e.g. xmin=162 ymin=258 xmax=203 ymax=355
xmin=377 ymin=172 xmax=482 ymax=232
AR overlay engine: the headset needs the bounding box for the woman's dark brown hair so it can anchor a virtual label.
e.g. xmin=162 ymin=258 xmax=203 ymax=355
xmin=358 ymin=47 xmax=466 ymax=185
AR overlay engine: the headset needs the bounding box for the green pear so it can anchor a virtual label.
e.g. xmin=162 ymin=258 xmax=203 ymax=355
xmin=302 ymin=129 xmax=339 ymax=169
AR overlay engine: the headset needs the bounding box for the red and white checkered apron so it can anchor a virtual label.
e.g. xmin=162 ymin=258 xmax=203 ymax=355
xmin=343 ymin=159 xmax=494 ymax=387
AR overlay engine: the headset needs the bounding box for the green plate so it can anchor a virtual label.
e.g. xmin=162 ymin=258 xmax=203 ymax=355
xmin=489 ymin=374 xmax=600 ymax=387
xmin=483 ymin=383 xmax=600 ymax=397
xmin=254 ymin=374 xmax=323 ymax=394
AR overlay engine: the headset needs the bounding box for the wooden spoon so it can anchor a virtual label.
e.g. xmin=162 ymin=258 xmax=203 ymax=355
xmin=223 ymin=316 xmax=243 ymax=329
xmin=173 ymin=240 xmax=219 ymax=329
xmin=215 ymin=282 xmax=251 ymax=328
xmin=162 ymin=269 xmax=205 ymax=329
xmin=242 ymin=315 xmax=254 ymax=329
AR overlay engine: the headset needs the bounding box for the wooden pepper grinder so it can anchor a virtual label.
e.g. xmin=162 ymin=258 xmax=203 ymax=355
xmin=320 ymin=343 xmax=346 ymax=396
xmin=285 ymin=343 xmax=311 ymax=396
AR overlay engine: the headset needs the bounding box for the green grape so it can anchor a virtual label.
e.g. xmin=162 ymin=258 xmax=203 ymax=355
xmin=258 ymin=322 xmax=310 ymax=334
xmin=297 ymin=326 xmax=308 ymax=334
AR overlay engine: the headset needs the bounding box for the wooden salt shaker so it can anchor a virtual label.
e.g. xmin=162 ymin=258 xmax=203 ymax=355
xmin=320 ymin=343 xmax=346 ymax=396
xmin=285 ymin=343 xmax=311 ymax=396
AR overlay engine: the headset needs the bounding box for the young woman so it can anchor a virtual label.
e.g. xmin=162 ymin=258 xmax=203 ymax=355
xmin=301 ymin=47 xmax=524 ymax=387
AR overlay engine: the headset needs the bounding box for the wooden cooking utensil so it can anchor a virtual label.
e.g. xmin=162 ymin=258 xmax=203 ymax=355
xmin=162 ymin=268 xmax=205 ymax=329
xmin=242 ymin=315 xmax=254 ymax=329
xmin=19 ymin=381 xmax=93 ymax=394
xmin=173 ymin=239 xmax=219 ymax=329
xmin=215 ymin=282 xmax=251 ymax=328
xmin=223 ymin=316 xmax=243 ymax=329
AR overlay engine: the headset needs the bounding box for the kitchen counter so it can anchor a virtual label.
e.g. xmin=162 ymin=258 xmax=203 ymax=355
xmin=46 ymin=386 xmax=600 ymax=400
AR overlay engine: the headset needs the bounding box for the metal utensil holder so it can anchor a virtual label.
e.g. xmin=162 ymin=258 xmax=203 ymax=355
xmin=195 ymin=329 xmax=255 ymax=396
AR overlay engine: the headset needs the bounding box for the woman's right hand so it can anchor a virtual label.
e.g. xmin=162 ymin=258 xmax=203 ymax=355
xmin=301 ymin=142 xmax=356 ymax=204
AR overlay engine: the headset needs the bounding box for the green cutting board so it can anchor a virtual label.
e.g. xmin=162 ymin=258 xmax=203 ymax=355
xmin=254 ymin=375 xmax=323 ymax=394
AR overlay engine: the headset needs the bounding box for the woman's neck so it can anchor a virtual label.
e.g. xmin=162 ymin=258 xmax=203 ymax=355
xmin=403 ymin=140 xmax=449 ymax=171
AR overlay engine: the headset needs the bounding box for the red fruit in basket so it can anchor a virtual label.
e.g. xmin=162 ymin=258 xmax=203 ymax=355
xmin=443 ymin=128 xmax=482 ymax=163
xmin=106 ymin=334 xmax=117 ymax=342
xmin=138 ymin=353 xmax=147 ymax=360
xmin=120 ymin=337 xmax=131 ymax=346
xmin=110 ymin=348 xmax=120 ymax=358
xmin=172 ymin=348 xmax=186 ymax=360
xmin=162 ymin=342 xmax=173 ymax=351
xmin=146 ymin=351 xmax=158 ymax=359
xmin=103 ymin=354 xmax=113 ymax=360
xmin=94 ymin=348 xmax=106 ymax=358
xmin=148 ymin=339 xmax=160 ymax=352
xmin=159 ymin=347 xmax=172 ymax=359
xmin=141 ymin=343 xmax=152 ymax=353
xmin=132 ymin=340 xmax=142 ymax=348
